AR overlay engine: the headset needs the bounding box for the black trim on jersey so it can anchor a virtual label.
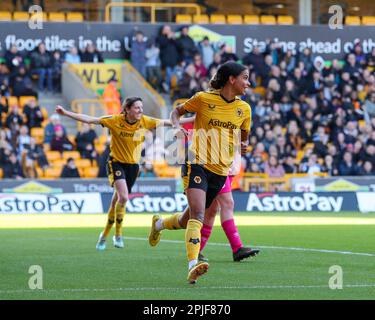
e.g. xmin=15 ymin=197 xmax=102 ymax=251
xmin=219 ymin=93 xmax=236 ymax=103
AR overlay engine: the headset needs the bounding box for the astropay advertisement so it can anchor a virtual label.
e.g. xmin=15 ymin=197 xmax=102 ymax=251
xmin=0 ymin=193 xmax=103 ymax=214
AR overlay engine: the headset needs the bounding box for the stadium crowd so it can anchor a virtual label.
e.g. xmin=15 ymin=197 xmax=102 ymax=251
xmin=1 ymin=23 xmax=375 ymax=180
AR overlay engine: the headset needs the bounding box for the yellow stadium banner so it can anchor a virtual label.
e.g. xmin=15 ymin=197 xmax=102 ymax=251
xmin=70 ymin=63 xmax=122 ymax=91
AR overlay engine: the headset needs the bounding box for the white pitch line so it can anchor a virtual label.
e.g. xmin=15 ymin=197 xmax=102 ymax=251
xmin=2 ymin=284 xmax=375 ymax=295
xmin=124 ymin=237 xmax=375 ymax=257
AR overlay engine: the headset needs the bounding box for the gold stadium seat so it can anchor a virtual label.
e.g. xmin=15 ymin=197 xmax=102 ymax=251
xmin=210 ymin=14 xmax=226 ymax=24
xmin=260 ymin=15 xmax=276 ymax=25
xmin=41 ymin=107 xmax=49 ymax=120
xmin=62 ymin=151 xmax=80 ymax=160
xmin=83 ymin=167 xmax=99 ymax=178
xmin=277 ymin=15 xmax=294 ymax=25
xmin=175 ymin=14 xmax=192 ymax=24
xmin=30 ymin=11 xmax=47 ymax=21
xmin=48 ymin=12 xmax=66 ymax=22
xmin=51 ymin=159 xmax=66 ymax=168
xmin=0 ymin=168 xmax=3 ymax=178
xmin=19 ymin=96 xmax=36 ymax=108
xmin=66 ymin=12 xmax=83 ymax=22
xmin=1 ymin=96 xmax=18 ymax=108
xmin=35 ymin=167 xmax=44 ymax=178
xmin=46 ymin=151 xmax=61 ymax=162
xmin=193 ymin=14 xmax=209 ymax=24
xmin=244 ymin=15 xmax=260 ymax=24
xmin=227 ymin=15 xmax=243 ymax=24
xmin=0 ymin=11 xmax=12 ymax=21
xmin=13 ymin=11 xmax=29 ymax=21
xmin=30 ymin=127 xmax=44 ymax=144
xmin=362 ymin=16 xmax=375 ymax=25
xmin=44 ymin=167 xmax=62 ymax=179
xmin=75 ymin=159 xmax=91 ymax=169
xmin=345 ymin=16 xmax=361 ymax=25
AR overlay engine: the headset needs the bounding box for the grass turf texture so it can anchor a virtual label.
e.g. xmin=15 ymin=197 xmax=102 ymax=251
xmin=0 ymin=212 xmax=375 ymax=300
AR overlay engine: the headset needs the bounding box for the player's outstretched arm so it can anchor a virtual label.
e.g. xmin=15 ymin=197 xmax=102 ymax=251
xmin=55 ymin=105 xmax=101 ymax=125
xmin=170 ymin=104 xmax=189 ymax=136
xmin=159 ymin=115 xmax=195 ymax=127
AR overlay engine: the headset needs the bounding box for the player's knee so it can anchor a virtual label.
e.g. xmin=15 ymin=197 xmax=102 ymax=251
xmin=221 ymin=198 xmax=234 ymax=212
xmin=117 ymin=194 xmax=128 ymax=204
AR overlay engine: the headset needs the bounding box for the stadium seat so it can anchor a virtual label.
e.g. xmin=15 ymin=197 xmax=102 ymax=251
xmin=30 ymin=127 xmax=44 ymax=144
xmin=243 ymin=15 xmax=260 ymax=24
xmin=83 ymin=167 xmax=99 ymax=178
xmin=46 ymin=151 xmax=61 ymax=162
xmin=48 ymin=12 xmax=66 ymax=22
xmin=62 ymin=151 xmax=80 ymax=160
xmin=51 ymin=159 xmax=66 ymax=168
xmin=41 ymin=107 xmax=49 ymax=120
xmin=0 ymin=168 xmax=3 ymax=178
xmin=19 ymin=96 xmax=36 ymax=108
xmin=175 ymin=14 xmax=192 ymax=24
xmin=277 ymin=15 xmax=294 ymax=25
xmin=210 ymin=14 xmax=226 ymax=24
xmin=362 ymin=16 xmax=375 ymax=25
xmin=75 ymin=159 xmax=91 ymax=169
xmin=0 ymin=11 xmax=12 ymax=21
xmin=66 ymin=12 xmax=84 ymax=22
xmin=35 ymin=167 xmax=44 ymax=178
xmin=260 ymin=15 xmax=276 ymax=25
xmin=227 ymin=15 xmax=243 ymax=24
xmin=13 ymin=12 xmax=29 ymax=21
xmin=30 ymin=11 xmax=47 ymax=21
xmin=44 ymin=167 xmax=62 ymax=179
xmin=1 ymin=96 xmax=19 ymax=108
xmin=345 ymin=16 xmax=361 ymax=25
xmin=193 ymin=14 xmax=209 ymax=24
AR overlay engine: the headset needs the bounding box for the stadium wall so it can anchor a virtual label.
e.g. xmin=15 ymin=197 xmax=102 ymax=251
xmin=1 ymin=179 xmax=375 ymax=214
xmin=1 ymin=22 xmax=375 ymax=60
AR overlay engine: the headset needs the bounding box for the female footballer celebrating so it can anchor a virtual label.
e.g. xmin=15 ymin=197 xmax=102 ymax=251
xmin=169 ymin=61 xmax=253 ymax=284
xmin=56 ymin=97 xmax=170 ymax=251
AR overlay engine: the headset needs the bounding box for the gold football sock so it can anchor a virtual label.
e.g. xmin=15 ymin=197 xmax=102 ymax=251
xmin=115 ymin=202 xmax=125 ymax=237
xmin=102 ymin=206 xmax=115 ymax=238
xmin=185 ymin=219 xmax=202 ymax=262
xmin=163 ymin=213 xmax=183 ymax=230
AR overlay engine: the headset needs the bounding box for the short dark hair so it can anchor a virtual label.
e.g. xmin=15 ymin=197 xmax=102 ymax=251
xmin=209 ymin=61 xmax=247 ymax=90
xmin=121 ymin=97 xmax=142 ymax=114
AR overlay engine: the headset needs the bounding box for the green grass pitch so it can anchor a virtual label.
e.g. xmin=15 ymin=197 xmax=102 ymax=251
xmin=1 ymin=212 xmax=375 ymax=300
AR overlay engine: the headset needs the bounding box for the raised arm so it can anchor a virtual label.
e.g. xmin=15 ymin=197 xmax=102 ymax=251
xmin=55 ymin=105 xmax=101 ymax=125
xmin=159 ymin=114 xmax=195 ymax=127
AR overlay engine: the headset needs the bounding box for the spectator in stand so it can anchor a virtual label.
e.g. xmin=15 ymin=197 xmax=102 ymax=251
xmin=264 ymin=155 xmax=285 ymax=178
xmin=4 ymin=44 xmax=25 ymax=78
xmin=156 ymin=25 xmax=179 ymax=91
xmin=145 ymin=41 xmax=163 ymax=91
xmin=11 ymin=66 xmax=38 ymax=98
xmin=51 ymin=50 xmax=64 ymax=92
xmin=80 ymin=43 xmax=103 ymax=63
xmin=0 ymin=96 xmax=9 ymax=126
xmin=300 ymin=153 xmax=321 ymax=175
xmin=23 ymin=99 xmax=44 ymax=129
xmin=175 ymin=63 xmax=199 ymax=99
xmin=298 ymin=47 xmax=314 ymax=74
xmin=208 ymin=53 xmax=221 ymax=78
xmin=75 ymin=122 xmax=98 ymax=161
xmin=17 ymin=125 xmax=31 ymax=157
xmin=193 ymin=53 xmax=208 ymax=81
xmin=338 ymin=151 xmax=358 ymax=176
xmin=364 ymin=92 xmax=375 ymax=125
xmin=64 ymin=46 xmax=81 ymax=64
xmin=322 ymin=154 xmax=339 ymax=176
xmin=29 ymin=42 xmax=53 ymax=92
xmin=102 ymin=78 xmax=121 ymax=115
xmin=50 ymin=125 xmax=73 ymax=153
xmin=198 ymin=36 xmax=215 ymax=70
xmin=139 ymin=161 xmax=156 ymax=178
xmin=220 ymin=44 xmax=238 ymax=63
xmin=60 ymin=157 xmax=80 ymax=178
xmin=130 ymin=31 xmax=147 ymax=78
xmin=44 ymin=114 xmax=66 ymax=144
xmin=176 ymin=26 xmax=197 ymax=64
xmin=3 ymin=152 xmax=24 ymax=179
xmin=282 ymin=154 xmax=297 ymax=174
xmin=21 ymin=148 xmax=37 ymax=178
xmin=26 ymin=137 xmax=49 ymax=170
xmin=6 ymin=104 xmax=23 ymax=132
xmin=358 ymin=161 xmax=374 ymax=176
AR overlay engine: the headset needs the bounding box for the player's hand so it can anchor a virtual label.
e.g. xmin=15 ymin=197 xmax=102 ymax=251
xmin=173 ymin=126 xmax=188 ymax=139
xmin=240 ymin=142 xmax=248 ymax=155
xmin=55 ymin=105 xmax=66 ymax=116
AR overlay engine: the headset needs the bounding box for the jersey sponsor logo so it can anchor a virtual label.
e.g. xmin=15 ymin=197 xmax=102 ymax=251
xmin=193 ymin=176 xmax=202 ymax=184
xmin=208 ymin=119 xmax=238 ymax=129
xmin=189 ymin=238 xmax=200 ymax=245
xmin=119 ymin=131 xmax=135 ymax=138
xmin=246 ymin=193 xmax=344 ymax=212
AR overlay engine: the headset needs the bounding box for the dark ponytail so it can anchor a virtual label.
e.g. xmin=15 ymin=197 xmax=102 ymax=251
xmin=209 ymin=61 xmax=247 ymax=89
xmin=121 ymin=97 xmax=142 ymax=114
